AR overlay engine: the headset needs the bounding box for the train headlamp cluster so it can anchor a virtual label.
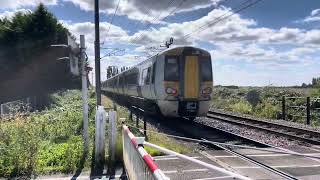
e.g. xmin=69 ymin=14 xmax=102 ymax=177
xmin=201 ymin=87 xmax=212 ymax=94
xmin=165 ymin=87 xmax=178 ymax=95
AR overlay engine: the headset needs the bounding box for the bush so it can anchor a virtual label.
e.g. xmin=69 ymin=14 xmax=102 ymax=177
xmin=311 ymin=88 xmax=320 ymax=97
xmin=0 ymin=117 xmax=41 ymax=177
xmin=229 ymin=100 xmax=252 ymax=114
xmin=255 ymin=102 xmax=279 ymax=119
xmin=246 ymin=90 xmax=261 ymax=108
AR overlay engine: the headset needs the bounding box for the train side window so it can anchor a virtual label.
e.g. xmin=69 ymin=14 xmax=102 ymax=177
xmin=164 ymin=56 xmax=179 ymax=81
xmin=200 ymin=59 xmax=213 ymax=81
xmin=142 ymin=68 xmax=150 ymax=85
xmin=151 ymin=62 xmax=156 ymax=84
xmin=145 ymin=67 xmax=151 ymax=85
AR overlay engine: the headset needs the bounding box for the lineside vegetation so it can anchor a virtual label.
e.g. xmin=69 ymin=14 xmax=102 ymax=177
xmin=0 ymin=90 xmax=96 ymax=178
xmin=212 ymin=84 xmax=320 ymax=126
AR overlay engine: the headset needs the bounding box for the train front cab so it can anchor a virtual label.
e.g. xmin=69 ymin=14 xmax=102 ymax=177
xmin=158 ymin=47 xmax=213 ymax=118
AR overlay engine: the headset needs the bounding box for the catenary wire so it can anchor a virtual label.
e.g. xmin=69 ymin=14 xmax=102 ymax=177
xmin=106 ymin=0 xmax=121 ymax=38
xmin=180 ymin=0 xmax=263 ymax=41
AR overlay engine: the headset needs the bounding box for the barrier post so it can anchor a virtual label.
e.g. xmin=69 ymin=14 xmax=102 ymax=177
xmin=282 ymin=96 xmax=286 ymax=120
xmin=306 ymin=97 xmax=311 ymax=125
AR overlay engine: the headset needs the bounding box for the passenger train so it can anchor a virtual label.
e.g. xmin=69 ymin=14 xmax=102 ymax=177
xmin=101 ymin=46 xmax=213 ymax=119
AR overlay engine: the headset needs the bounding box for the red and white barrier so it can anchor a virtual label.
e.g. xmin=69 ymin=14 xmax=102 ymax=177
xmin=122 ymin=125 xmax=169 ymax=180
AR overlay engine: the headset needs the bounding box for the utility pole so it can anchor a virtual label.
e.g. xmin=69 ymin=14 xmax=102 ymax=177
xmin=94 ymin=0 xmax=101 ymax=106
xmin=80 ymin=35 xmax=89 ymax=157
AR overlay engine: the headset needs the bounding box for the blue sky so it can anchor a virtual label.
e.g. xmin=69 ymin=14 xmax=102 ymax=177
xmin=1 ymin=0 xmax=320 ymax=86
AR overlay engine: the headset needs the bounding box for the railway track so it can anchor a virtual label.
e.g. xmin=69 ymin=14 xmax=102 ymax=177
xmin=207 ymin=110 xmax=320 ymax=145
xmin=129 ymin=106 xmax=270 ymax=148
xmin=128 ymin=106 xmax=300 ymax=179
xmin=171 ymin=118 xmax=299 ymax=179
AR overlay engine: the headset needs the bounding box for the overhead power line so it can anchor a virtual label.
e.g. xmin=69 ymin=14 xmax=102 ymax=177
xmin=106 ymin=0 xmax=121 ymax=37
xmin=132 ymin=0 xmax=188 ymax=43
xmin=130 ymin=6 xmax=153 ymax=34
xmin=132 ymin=0 xmax=191 ymax=44
xmin=180 ymin=0 xmax=263 ymax=41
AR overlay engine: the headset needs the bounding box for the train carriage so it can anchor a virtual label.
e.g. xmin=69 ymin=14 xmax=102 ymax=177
xmin=101 ymin=46 xmax=213 ymax=119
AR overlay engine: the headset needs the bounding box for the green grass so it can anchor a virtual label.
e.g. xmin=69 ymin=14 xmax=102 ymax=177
xmin=0 ymin=90 xmax=96 ymax=178
xmin=212 ymin=86 xmax=320 ymax=125
xmin=101 ymin=95 xmax=191 ymax=157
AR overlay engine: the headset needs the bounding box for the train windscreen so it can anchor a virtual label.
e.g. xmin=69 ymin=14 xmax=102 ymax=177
xmin=164 ymin=57 xmax=179 ymax=81
xmin=200 ymin=59 xmax=213 ymax=81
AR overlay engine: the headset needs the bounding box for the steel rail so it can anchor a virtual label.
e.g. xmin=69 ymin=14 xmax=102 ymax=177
xmin=207 ymin=110 xmax=320 ymax=145
xmin=202 ymin=139 xmax=298 ymax=180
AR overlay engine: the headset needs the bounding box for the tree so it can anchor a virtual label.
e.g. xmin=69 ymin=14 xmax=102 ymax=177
xmin=246 ymin=90 xmax=261 ymax=108
xmin=0 ymin=4 xmax=69 ymax=66
xmin=106 ymin=66 xmax=113 ymax=79
xmin=301 ymin=83 xmax=308 ymax=88
xmin=312 ymin=77 xmax=320 ymax=88
xmin=0 ymin=4 xmax=79 ymax=102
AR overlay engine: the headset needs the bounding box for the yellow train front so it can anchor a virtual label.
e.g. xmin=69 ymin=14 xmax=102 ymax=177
xmin=101 ymin=46 xmax=213 ymax=119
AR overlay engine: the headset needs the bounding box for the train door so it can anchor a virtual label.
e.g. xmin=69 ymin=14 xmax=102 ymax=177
xmin=141 ymin=66 xmax=152 ymax=99
xmin=149 ymin=61 xmax=157 ymax=99
xmin=184 ymin=56 xmax=199 ymax=99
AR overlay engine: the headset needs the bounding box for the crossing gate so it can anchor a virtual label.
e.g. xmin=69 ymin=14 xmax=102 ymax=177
xmin=122 ymin=125 xmax=169 ymax=180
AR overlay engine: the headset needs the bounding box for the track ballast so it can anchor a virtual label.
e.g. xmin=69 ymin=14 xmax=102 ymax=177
xmin=207 ymin=110 xmax=320 ymax=145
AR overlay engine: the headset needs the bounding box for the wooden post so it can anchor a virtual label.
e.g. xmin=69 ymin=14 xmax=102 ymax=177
xmin=129 ymin=110 xmax=132 ymax=121
xmin=143 ymin=115 xmax=147 ymax=139
xmin=306 ymin=97 xmax=311 ymax=125
xmin=80 ymin=35 xmax=89 ymax=157
xmin=94 ymin=106 xmax=106 ymax=171
xmin=282 ymin=96 xmax=286 ymax=120
xmin=108 ymin=110 xmax=117 ymax=172
xmin=136 ymin=112 xmax=139 ymax=128
xmin=0 ymin=104 xmax=4 ymax=117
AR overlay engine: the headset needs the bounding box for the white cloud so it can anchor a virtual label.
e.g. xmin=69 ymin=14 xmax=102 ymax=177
xmin=63 ymin=0 xmax=222 ymax=23
xmin=60 ymin=6 xmax=320 ymax=86
xmin=60 ymin=21 xmax=129 ymax=56
xmin=0 ymin=9 xmax=32 ymax=20
xmin=301 ymin=29 xmax=320 ymax=45
xmin=298 ymin=8 xmax=320 ymax=23
xmin=0 ymin=0 xmax=57 ymax=9
xmin=125 ymin=8 xmax=308 ymax=47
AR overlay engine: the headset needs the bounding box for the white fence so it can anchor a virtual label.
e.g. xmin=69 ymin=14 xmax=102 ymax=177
xmin=122 ymin=125 xmax=169 ymax=180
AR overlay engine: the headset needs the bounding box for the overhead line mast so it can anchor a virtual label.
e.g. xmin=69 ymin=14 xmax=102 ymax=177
xmin=94 ymin=0 xmax=101 ymax=105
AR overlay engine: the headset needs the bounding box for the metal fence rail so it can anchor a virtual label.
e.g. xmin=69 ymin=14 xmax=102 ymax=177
xmin=0 ymin=96 xmax=36 ymax=117
xmin=122 ymin=125 xmax=169 ymax=180
xmin=282 ymin=96 xmax=320 ymax=125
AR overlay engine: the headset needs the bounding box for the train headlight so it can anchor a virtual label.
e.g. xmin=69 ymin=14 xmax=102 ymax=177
xmin=166 ymin=87 xmax=177 ymax=95
xmin=201 ymin=87 xmax=212 ymax=94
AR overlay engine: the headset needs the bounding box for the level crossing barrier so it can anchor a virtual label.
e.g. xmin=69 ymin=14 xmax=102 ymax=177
xmin=122 ymin=125 xmax=169 ymax=180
